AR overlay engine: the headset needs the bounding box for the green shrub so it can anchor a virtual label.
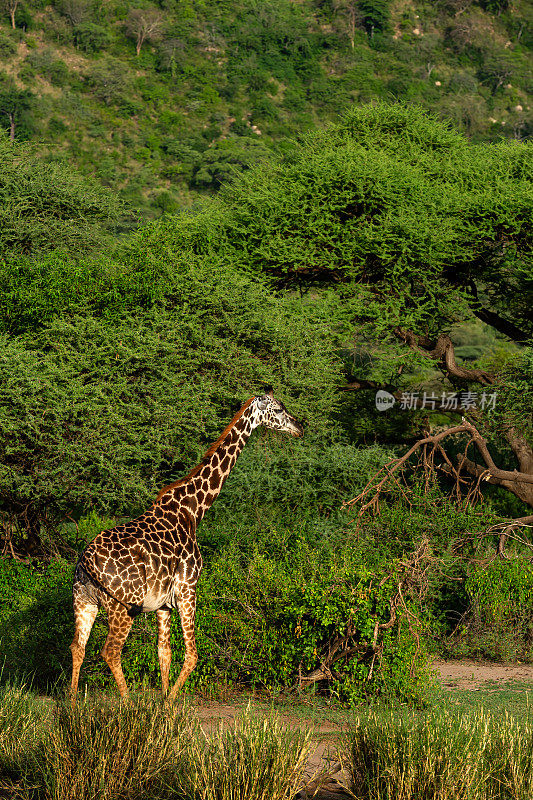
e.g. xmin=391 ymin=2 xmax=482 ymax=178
xmin=0 ymin=519 xmax=432 ymax=705
xmin=26 ymin=49 xmax=70 ymax=86
xmin=0 ymin=31 xmax=17 ymax=60
xmin=73 ymin=23 xmax=113 ymax=53
xmin=85 ymin=57 xmax=132 ymax=106
xmin=453 ymin=558 xmax=533 ymax=661
xmin=191 ymin=139 xmax=272 ymax=190
xmin=0 ymin=557 xmax=77 ymax=685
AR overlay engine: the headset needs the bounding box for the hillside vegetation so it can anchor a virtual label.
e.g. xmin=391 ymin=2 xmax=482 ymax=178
xmin=0 ymin=0 xmax=531 ymax=216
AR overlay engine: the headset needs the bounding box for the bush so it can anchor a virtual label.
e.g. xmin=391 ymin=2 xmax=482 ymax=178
xmin=0 ymin=557 xmax=77 ymax=685
xmin=0 ymin=517 xmax=432 ymax=705
xmin=191 ymin=138 xmax=272 ymax=190
xmin=0 ymin=31 xmax=17 ymax=60
xmin=453 ymin=558 xmax=533 ymax=661
xmin=73 ymin=22 xmax=112 ymax=53
xmin=85 ymin=57 xmax=132 ymax=106
xmin=182 ymin=537 xmax=432 ymax=705
xmin=26 ymin=49 xmax=70 ymax=86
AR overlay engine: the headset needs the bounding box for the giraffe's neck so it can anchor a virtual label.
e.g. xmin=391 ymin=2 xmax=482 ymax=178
xmin=158 ymin=400 xmax=258 ymax=525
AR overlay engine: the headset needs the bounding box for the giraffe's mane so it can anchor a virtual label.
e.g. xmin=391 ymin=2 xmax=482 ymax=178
xmin=155 ymin=397 xmax=255 ymax=501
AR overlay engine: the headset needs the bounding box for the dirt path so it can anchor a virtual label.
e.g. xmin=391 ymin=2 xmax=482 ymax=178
xmin=433 ymin=659 xmax=533 ymax=690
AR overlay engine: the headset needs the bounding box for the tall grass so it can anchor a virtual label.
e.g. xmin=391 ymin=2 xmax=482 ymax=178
xmin=0 ymin=682 xmax=50 ymax=792
xmin=0 ymin=687 xmax=313 ymax=800
xmin=345 ymin=706 xmax=533 ymax=800
xmin=183 ymin=707 xmax=311 ymax=800
xmin=42 ymin=695 xmax=191 ymax=800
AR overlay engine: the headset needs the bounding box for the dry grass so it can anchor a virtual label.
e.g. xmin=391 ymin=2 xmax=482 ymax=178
xmin=344 ymin=706 xmax=533 ymax=800
xmin=185 ymin=707 xmax=312 ymax=800
xmin=43 ymin=695 xmax=190 ymax=800
xmin=0 ymin=687 xmax=313 ymax=800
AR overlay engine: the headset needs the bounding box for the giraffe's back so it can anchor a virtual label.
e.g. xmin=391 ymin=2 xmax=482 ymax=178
xmin=74 ymin=508 xmax=201 ymax=611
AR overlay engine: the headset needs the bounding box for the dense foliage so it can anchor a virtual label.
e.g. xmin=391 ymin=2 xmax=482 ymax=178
xmin=215 ymin=103 xmax=532 ymax=340
xmin=0 ymin=0 xmax=531 ymax=216
xmin=0 ymin=131 xmax=120 ymax=257
xmin=0 ymin=101 xmax=532 ymax=703
xmin=0 ymin=262 xmax=338 ymax=539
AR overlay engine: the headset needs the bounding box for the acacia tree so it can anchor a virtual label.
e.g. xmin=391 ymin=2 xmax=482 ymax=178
xmin=173 ymin=102 xmax=532 ymax=537
xmin=125 ymin=7 xmax=164 ymax=56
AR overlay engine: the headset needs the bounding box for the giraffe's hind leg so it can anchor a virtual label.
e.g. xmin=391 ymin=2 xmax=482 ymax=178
xmin=167 ymin=589 xmax=197 ymax=703
xmin=156 ymin=608 xmax=172 ymax=696
xmin=101 ymin=602 xmax=134 ymax=700
xmin=70 ymin=592 xmax=98 ymax=707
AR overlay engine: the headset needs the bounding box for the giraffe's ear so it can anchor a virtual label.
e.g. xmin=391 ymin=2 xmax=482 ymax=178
xmin=262 ymin=385 xmax=274 ymax=397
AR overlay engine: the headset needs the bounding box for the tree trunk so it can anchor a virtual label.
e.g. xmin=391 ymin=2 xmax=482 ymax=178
xmin=9 ymin=111 xmax=15 ymax=141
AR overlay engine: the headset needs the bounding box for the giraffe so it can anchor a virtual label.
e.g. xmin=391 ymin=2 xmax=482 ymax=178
xmin=70 ymin=392 xmax=304 ymax=704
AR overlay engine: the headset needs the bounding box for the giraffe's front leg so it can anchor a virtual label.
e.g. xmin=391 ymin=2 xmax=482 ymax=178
xmin=156 ymin=608 xmax=172 ymax=696
xmin=167 ymin=589 xmax=197 ymax=703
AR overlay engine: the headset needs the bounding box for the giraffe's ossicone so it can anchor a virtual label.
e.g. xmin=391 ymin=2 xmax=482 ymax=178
xmin=70 ymin=392 xmax=304 ymax=704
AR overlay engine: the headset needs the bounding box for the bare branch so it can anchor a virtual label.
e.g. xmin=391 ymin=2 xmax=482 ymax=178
xmin=394 ymin=330 xmax=494 ymax=385
xmin=344 ymin=419 xmax=533 ymax=523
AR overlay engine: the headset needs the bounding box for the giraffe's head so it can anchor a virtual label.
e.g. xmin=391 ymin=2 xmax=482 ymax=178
xmin=253 ymin=391 xmax=304 ymax=438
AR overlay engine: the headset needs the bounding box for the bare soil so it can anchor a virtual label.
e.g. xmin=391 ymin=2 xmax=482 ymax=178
xmin=433 ymin=659 xmax=533 ymax=690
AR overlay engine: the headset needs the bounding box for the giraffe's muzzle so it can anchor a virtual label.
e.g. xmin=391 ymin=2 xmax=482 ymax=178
xmin=289 ymin=417 xmax=305 ymax=438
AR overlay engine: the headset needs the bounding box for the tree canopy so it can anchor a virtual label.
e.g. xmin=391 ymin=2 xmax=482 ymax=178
xmin=0 ymin=131 xmax=120 ymax=258
xmin=206 ymin=103 xmax=532 ymax=343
